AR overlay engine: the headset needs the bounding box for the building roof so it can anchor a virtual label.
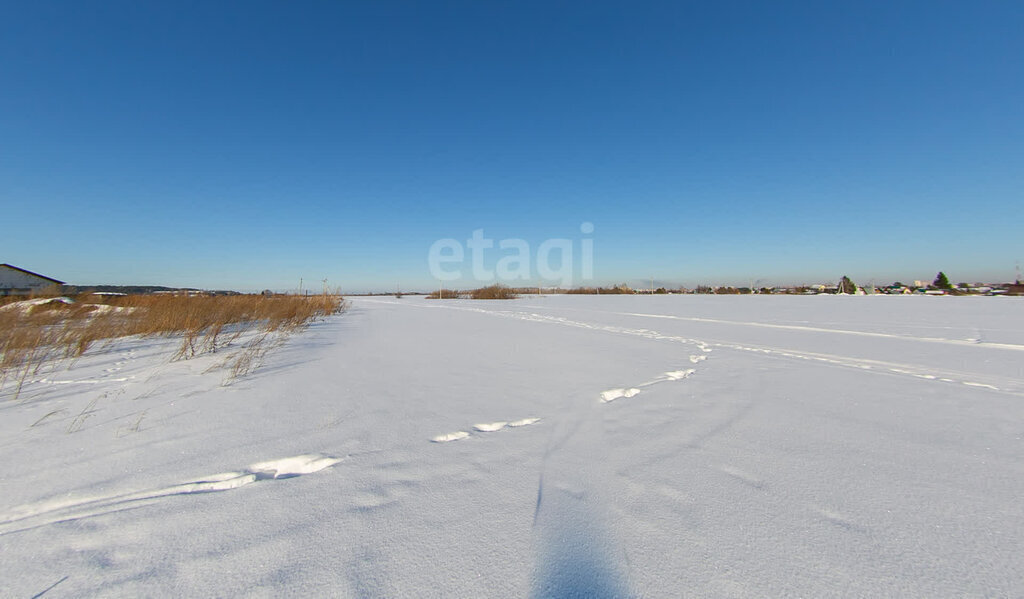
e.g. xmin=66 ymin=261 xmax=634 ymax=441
xmin=0 ymin=264 xmax=65 ymax=285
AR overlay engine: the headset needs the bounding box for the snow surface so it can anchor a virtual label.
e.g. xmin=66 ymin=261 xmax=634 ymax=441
xmin=0 ymin=296 xmax=75 ymax=312
xmin=2 ymin=295 xmax=1023 ymax=597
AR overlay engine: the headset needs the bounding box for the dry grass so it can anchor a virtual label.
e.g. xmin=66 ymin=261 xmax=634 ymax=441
xmin=469 ymin=284 xmax=517 ymax=300
xmin=426 ymin=289 xmax=459 ymax=299
xmin=0 ymin=292 xmax=345 ymax=398
xmin=565 ymin=285 xmax=635 ymax=294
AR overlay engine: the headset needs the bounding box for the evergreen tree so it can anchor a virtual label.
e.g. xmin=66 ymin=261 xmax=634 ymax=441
xmin=838 ymin=276 xmax=856 ymax=294
xmin=933 ymin=272 xmax=952 ymax=289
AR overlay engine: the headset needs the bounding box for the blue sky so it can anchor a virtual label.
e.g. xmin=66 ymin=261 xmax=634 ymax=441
xmin=2 ymin=1 xmax=1021 ymax=292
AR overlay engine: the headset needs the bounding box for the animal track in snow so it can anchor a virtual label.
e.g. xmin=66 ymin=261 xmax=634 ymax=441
xmin=717 ymin=465 xmax=764 ymax=489
xmin=97 ymin=351 xmax=136 ymax=379
xmin=689 ymin=355 xmax=707 ymax=364
xmin=811 ymin=506 xmax=868 ymax=533
xmin=0 ymin=454 xmax=342 ymax=535
xmin=34 ymin=377 xmax=132 ymax=385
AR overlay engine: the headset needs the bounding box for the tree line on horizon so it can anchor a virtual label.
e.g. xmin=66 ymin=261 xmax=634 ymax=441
xmin=418 ymin=272 xmax=985 ymax=299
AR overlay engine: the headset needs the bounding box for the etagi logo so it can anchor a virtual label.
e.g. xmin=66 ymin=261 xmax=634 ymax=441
xmin=428 ymin=223 xmax=595 ymax=287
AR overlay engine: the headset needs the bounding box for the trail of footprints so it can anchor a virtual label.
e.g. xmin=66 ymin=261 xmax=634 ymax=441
xmin=599 ymin=351 xmax=707 ymax=405
xmin=32 ymin=350 xmax=138 ymax=387
xmin=431 ymin=417 xmax=542 ymax=443
xmin=431 ymin=351 xmax=709 ymax=442
xmin=102 ymin=350 xmax=135 ymax=375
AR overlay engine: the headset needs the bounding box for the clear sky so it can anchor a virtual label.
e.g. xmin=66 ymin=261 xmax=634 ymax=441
xmin=2 ymin=1 xmax=1021 ymax=292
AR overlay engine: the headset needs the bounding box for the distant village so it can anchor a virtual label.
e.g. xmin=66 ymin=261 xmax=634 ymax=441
xmin=374 ymin=272 xmax=1024 ymax=298
xmin=511 ymin=273 xmax=1024 ymax=296
xmin=3 ymin=263 xmax=1023 ymax=298
xmin=622 ymin=272 xmax=1024 ymax=296
xmin=627 ymin=279 xmax=1024 ymax=296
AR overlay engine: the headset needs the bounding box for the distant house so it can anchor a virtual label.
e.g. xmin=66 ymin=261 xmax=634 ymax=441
xmin=0 ymin=264 xmax=65 ymax=296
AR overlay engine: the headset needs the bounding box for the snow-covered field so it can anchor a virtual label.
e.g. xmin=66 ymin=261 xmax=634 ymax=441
xmin=2 ymin=295 xmax=1023 ymax=597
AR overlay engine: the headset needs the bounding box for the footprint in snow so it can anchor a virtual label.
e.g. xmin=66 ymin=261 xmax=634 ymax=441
xmin=600 ymin=388 xmax=641 ymax=403
xmin=663 ymin=369 xmax=695 ymax=380
xmin=431 ymin=431 xmax=470 ymax=443
xmin=508 ymin=417 xmax=541 ymax=427
xmin=474 ymin=422 xmax=508 ymax=432
xmin=474 ymin=417 xmax=544 ymax=432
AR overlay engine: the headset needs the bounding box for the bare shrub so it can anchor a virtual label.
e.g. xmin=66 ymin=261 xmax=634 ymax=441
xmin=426 ymin=289 xmax=459 ymax=299
xmin=469 ymin=285 xmax=517 ymax=300
xmin=566 ymin=285 xmax=635 ymax=294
